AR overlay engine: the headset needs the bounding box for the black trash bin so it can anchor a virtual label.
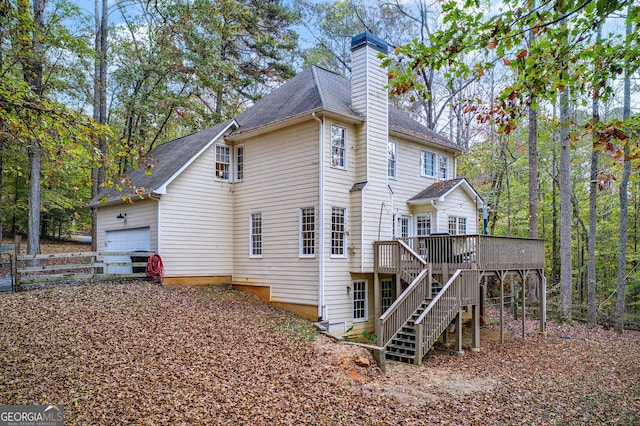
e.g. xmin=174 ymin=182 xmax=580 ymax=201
xmin=130 ymin=251 xmax=149 ymax=273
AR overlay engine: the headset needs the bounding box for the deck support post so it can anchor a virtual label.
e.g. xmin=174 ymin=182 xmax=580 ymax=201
xmin=415 ymin=323 xmax=423 ymax=366
xmin=455 ymin=310 xmax=464 ymax=356
xmin=540 ymin=274 xmax=547 ymax=335
xmin=374 ymin=271 xmax=381 ymax=346
xmin=499 ymin=270 xmax=507 ymax=345
xmin=520 ymin=270 xmax=528 ymax=339
xmin=471 ymin=303 xmax=480 ymax=352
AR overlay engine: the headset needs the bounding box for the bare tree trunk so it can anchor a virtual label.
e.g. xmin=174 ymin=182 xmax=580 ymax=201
xmin=587 ymin=29 xmax=602 ymax=328
xmin=91 ymin=0 xmax=108 ymax=251
xmin=558 ymin=85 xmax=572 ymax=323
xmin=614 ymin=5 xmax=632 ymax=335
xmin=20 ymin=0 xmax=46 ymax=259
xmin=527 ymin=104 xmax=539 ymax=303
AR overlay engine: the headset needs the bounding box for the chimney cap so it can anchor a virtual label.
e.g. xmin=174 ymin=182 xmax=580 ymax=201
xmin=351 ymin=32 xmax=388 ymax=54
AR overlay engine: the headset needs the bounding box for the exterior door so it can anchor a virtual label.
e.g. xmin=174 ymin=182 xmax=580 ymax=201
xmin=105 ymin=227 xmax=150 ymax=273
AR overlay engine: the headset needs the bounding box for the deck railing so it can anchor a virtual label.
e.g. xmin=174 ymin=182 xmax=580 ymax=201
xmin=413 ymin=268 xmax=481 ymax=365
xmin=374 ymin=240 xmax=427 ymax=284
xmin=396 ymin=234 xmax=544 ymax=272
xmin=378 ymin=267 xmax=431 ymax=348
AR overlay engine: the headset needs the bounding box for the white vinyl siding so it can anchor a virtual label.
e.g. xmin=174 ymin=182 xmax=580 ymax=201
xmin=232 ymin=121 xmax=319 ymax=307
xmin=421 ymin=150 xmax=436 ymax=177
xmin=250 ymin=212 xmax=263 ymax=257
xmin=331 ymin=207 xmax=346 ymax=257
xmin=215 ymin=144 xmax=231 ymax=181
xmin=330 ymin=125 xmax=346 ymax=169
xmin=235 ymin=144 xmax=244 ymax=181
xmin=387 ymin=140 xmax=397 ymax=179
xmin=353 ymin=280 xmax=368 ymax=321
xmin=160 ymin=141 xmax=233 ymax=277
xmin=299 ymin=207 xmax=315 ymax=257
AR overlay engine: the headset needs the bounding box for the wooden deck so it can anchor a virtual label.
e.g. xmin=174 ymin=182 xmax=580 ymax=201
xmin=374 ymin=234 xmax=546 ymax=365
xmin=376 ymin=234 xmax=545 ymax=276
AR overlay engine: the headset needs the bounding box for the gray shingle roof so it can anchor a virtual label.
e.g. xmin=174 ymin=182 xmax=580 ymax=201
xmin=93 ymin=65 xmax=462 ymax=206
xmin=90 ymin=120 xmax=234 ymax=206
xmin=408 ymin=178 xmax=466 ymax=202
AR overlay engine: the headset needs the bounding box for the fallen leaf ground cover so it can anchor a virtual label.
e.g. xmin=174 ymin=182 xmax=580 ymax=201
xmin=1 ymin=281 xmax=638 ymax=425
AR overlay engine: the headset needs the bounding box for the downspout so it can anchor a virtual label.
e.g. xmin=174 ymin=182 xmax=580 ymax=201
xmin=312 ymin=112 xmax=326 ymax=321
xmin=431 ymin=200 xmax=440 ymax=233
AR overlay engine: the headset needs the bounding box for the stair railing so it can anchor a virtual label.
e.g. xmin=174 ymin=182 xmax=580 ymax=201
xmin=413 ymin=268 xmax=481 ymax=365
xmin=378 ymin=266 xmax=431 ymax=348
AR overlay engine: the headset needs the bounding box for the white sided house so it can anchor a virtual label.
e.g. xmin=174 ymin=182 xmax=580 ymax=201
xmin=92 ymin=33 xmax=545 ymax=360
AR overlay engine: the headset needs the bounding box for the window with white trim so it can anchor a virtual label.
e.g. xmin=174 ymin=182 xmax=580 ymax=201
xmin=421 ymin=150 xmax=436 ymax=177
xmin=331 ymin=207 xmax=346 ymax=256
xmin=399 ymin=215 xmax=411 ymax=238
xmin=416 ymin=214 xmax=431 ymax=236
xmin=235 ymin=144 xmax=244 ymax=181
xmin=331 ymin=125 xmax=346 ymax=169
xmin=381 ymin=279 xmax=393 ymax=313
xmin=215 ymin=144 xmax=231 ymax=181
xmin=250 ymin=212 xmax=262 ymax=257
xmin=299 ymin=207 xmax=315 ymax=257
xmin=439 ymin=154 xmax=449 ymax=180
xmin=353 ymin=280 xmax=367 ymax=321
xmin=448 ymin=216 xmax=467 ymax=235
xmin=387 ymin=140 xmax=397 ymax=178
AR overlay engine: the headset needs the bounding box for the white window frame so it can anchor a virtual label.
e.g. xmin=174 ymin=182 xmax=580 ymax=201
xmin=448 ymin=216 xmax=467 ymax=235
xmin=331 ymin=207 xmax=347 ymax=257
xmin=421 ymin=150 xmax=436 ymax=177
xmin=215 ymin=144 xmax=231 ymax=182
xmin=387 ymin=140 xmax=397 ymax=179
xmin=416 ymin=214 xmax=431 ymax=236
xmin=299 ymin=207 xmax=315 ymax=258
xmin=353 ymin=280 xmax=368 ymax=322
xmin=235 ymin=144 xmax=244 ymax=182
xmin=250 ymin=212 xmax=262 ymax=257
xmin=381 ymin=278 xmax=393 ymax=313
xmin=439 ymin=154 xmax=449 ymax=180
xmin=399 ymin=215 xmax=411 ymax=238
xmin=331 ymin=125 xmax=347 ymax=169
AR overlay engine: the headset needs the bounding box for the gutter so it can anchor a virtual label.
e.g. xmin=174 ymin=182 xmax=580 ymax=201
xmin=312 ymin=112 xmax=326 ymax=321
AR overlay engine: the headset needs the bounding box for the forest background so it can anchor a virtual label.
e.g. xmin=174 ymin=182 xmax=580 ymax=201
xmin=0 ymin=0 xmax=638 ymax=331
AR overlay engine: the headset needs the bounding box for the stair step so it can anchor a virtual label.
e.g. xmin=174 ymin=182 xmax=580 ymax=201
xmin=385 ymin=351 xmax=415 ymax=362
xmin=387 ymin=343 xmax=416 ymax=353
xmin=392 ymin=337 xmax=417 ymax=346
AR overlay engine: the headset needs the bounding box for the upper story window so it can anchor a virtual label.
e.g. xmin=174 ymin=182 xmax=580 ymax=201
xmin=439 ymin=154 xmax=449 ymax=180
xmin=331 ymin=207 xmax=346 ymax=256
xmin=331 ymin=125 xmax=346 ymax=169
xmin=448 ymin=216 xmax=467 ymax=235
xmin=300 ymin=207 xmax=315 ymax=257
xmin=387 ymin=140 xmax=397 ymax=179
xmin=398 ymin=215 xmax=411 ymax=238
xmin=235 ymin=144 xmax=244 ymax=182
xmin=215 ymin=144 xmax=231 ymax=181
xmin=421 ymin=150 xmax=435 ymax=177
xmin=416 ymin=214 xmax=431 ymax=236
xmin=250 ymin=212 xmax=262 ymax=257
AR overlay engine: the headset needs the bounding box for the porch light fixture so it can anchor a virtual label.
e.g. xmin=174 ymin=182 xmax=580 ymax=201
xmin=117 ymin=213 xmax=126 ymax=219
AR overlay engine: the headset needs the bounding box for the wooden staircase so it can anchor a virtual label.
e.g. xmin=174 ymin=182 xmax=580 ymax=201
xmin=385 ymin=284 xmax=443 ymax=363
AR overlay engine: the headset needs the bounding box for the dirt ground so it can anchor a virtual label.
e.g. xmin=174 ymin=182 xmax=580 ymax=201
xmin=0 ymin=240 xmax=638 ymax=424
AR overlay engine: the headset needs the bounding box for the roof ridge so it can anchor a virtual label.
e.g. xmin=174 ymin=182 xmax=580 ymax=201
xmin=310 ymin=66 xmax=328 ymax=108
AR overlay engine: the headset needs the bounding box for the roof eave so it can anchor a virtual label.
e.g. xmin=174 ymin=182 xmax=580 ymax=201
xmin=389 ymin=128 xmax=462 ymax=154
xmin=227 ymin=108 xmax=364 ymax=141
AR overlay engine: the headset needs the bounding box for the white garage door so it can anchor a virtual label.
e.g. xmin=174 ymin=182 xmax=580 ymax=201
xmin=105 ymin=227 xmax=151 ymax=274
